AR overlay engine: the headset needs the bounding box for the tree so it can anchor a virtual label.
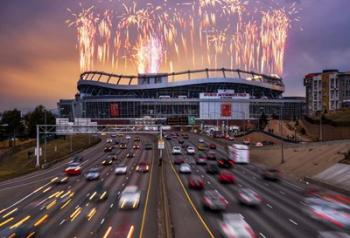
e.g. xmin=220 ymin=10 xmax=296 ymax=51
xmin=24 ymin=105 xmax=55 ymax=138
xmin=0 ymin=109 xmax=24 ymax=145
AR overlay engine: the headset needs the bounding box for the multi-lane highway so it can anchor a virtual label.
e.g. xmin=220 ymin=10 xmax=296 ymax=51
xmin=164 ymin=133 xmax=349 ymax=238
xmin=0 ymin=135 xmax=159 ymax=238
xmin=0 ymin=132 xmax=348 ymax=238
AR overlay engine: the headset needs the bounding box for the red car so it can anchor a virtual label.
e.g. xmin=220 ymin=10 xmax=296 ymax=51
xmin=136 ymin=161 xmax=149 ymax=173
xmin=209 ymin=143 xmax=217 ymax=150
xmin=218 ymin=171 xmax=235 ymax=184
xmin=217 ymin=158 xmax=234 ymax=168
xmin=188 ymin=175 xmax=205 ymax=190
xmin=174 ymin=157 xmax=185 ymax=165
xmin=64 ymin=164 xmax=81 ymax=176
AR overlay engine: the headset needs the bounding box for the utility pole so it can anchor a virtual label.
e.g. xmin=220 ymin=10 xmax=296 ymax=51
xmin=36 ymin=125 xmax=40 ymax=168
xmin=281 ymin=142 xmax=285 ymax=164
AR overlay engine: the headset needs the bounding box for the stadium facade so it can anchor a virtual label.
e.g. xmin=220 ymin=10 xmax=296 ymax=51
xmin=58 ymin=68 xmax=305 ymax=125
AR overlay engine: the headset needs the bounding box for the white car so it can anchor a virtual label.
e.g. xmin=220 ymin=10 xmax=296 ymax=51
xmin=85 ymin=168 xmax=100 ymax=181
xmin=106 ymin=138 xmax=113 ymax=143
xmin=172 ymin=146 xmax=182 ymax=155
xmin=186 ymin=146 xmax=195 ymax=155
xmin=219 ymin=213 xmax=255 ymax=238
xmin=115 ymin=164 xmax=127 ymax=175
xmin=125 ymin=135 xmax=131 ymax=140
xmin=119 ymin=186 xmax=141 ymax=209
xmin=198 ymin=138 xmax=205 ymax=143
xmin=255 ymin=142 xmax=263 ymax=147
xmin=179 ymin=163 xmax=192 ymax=174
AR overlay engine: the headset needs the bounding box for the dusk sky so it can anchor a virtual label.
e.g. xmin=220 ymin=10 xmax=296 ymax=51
xmin=0 ymin=0 xmax=350 ymax=112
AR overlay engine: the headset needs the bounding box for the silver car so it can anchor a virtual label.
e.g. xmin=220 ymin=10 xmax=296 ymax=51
xmin=85 ymin=168 xmax=100 ymax=181
xmin=179 ymin=163 xmax=192 ymax=174
xmin=119 ymin=186 xmax=141 ymax=209
xmin=115 ymin=164 xmax=127 ymax=175
xmin=202 ymin=190 xmax=228 ymax=211
xmin=219 ymin=213 xmax=256 ymax=238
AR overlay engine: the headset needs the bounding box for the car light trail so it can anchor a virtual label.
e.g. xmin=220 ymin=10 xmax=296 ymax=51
xmin=87 ymin=207 xmax=96 ymax=221
xmin=70 ymin=207 xmax=82 ymax=221
xmin=34 ymin=214 xmax=49 ymax=227
xmin=127 ymin=225 xmax=134 ymax=238
xmin=2 ymin=208 xmax=18 ymax=218
xmin=102 ymin=226 xmax=112 ymax=238
xmin=60 ymin=199 xmax=72 ymax=209
xmin=0 ymin=217 xmax=14 ymax=228
xmin=10 ymin=215 xmax=31 ymax=229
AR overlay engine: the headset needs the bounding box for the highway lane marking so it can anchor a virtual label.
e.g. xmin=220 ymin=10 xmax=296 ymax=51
xmin=266 ymin=204 xmax=273 ymax=209
xmin=288 ymin=219 xmax=298 ymax=225
xmin=169 ymin=161 xmax=215 ymax=238
xmin=139 ymin=144 xmax=155 ymax=238
xmin=283 ymin=181 xmax=303 ymax=191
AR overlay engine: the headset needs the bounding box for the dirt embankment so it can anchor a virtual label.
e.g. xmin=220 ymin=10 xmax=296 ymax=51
xmin=250 ymin=140 xmax=350 ymax=180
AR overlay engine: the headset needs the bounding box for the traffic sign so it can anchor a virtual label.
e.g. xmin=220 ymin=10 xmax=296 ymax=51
xmin=188 ymin=116 xmax=196 ymax=125
xmin=158 ymin=139 xmax=165 ymax=149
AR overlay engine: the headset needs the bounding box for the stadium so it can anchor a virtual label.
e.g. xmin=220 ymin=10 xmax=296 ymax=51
xmin=58 ymin=68 xmax=305 ymax=126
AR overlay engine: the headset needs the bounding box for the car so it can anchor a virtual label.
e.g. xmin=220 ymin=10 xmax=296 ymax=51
xmin=134 ymin=136 xmax=141 ymax=142
xmin=115 ymin=164 xmax=127 ymax=175
xmin=198 ymin=138 xmax=205 ymax=143
xmin=186 ymin=146 xmax=196 ymax=155
xmin=106 ymin=138 xmax=113 ymax=143
xmin=70 ymin=155 xmax=83 ymax=163
xmin=183 ymin=134 xmax=189 ymax=139
xmin=188 ymin=175 xmax=205 ymax=190
xmin=165 ymin=135 xmax=172 ymax=140
xmin=172 ymin=146 xmax=182 ymax=155
xmin=262 ymin=168 xmax=281 ymax=181
xmin=102 ymin=158 xmax=113 ymax=166
xmin=179 ymin=163 xmax=192 ymax=174
xmin=53 ymin=175 xmax=69 ymax=185
xmin=119 ymin=186 xmax=141 ymax=209
xmin=226 ymin=136 xmax=235 ymax=141
xmin=126 ymin=153 xmax=134 ymax=159
xmin=174 ymin=156 xmax=185 ymax=165
xmin=255 ymin=142 xmax=263 ymax=147
xmin=89 ymin=183 xmax=109 ymax=202
xmin=262 ymin=140 xmax=274 ymax=146
xmin=219 ymin=213 xmax=256 ymax=238
xmin=85 ymin=168 xmax=100 ymax=181
xmin=64 ymin=163 xmax=81 ymax=176
xmin=111 ymin=134 xmax=117 ymax=138
xmin=206 ymin=152 xmax=216 ymax=160
xmin=178 ymin=139 xmax=185 ymax=144
xmin=197 ymin=144 xmax=207 ymax=151
xmin=237 ymin=188 xmax=262 ymax=206
xmin=144 ymin=143 xmax=153 ymax=150
xmin=133 ymin=144 xmax=140 ymax=150
xmin=104 ymin=145 xmax=113 ymax=152
xmin=218 ymin=171 xmax=235 ymax=184
xmin=109 ymin=153 xmax=118 ymax=161
xmin=114 ymin=140 xmax=120 ymax=145
xmin=206 ymin=163 xmax=220 ymax=174
xmin=217 ymin=158 xmax=234 ymax=168
xmin=202 ymin=190 xmax=228 ymax=211
xmin=119 ymin=143 xmax=127 ymax=149
xmin=209 ymin=143 xmax=217 ymax=149
xmin=196 ymin=155 xmax=207 ymax=165
xmin=125 ymin=135 xmax=131 ymax=140
xmin=136 ymin=161 xmax=149 ymax=172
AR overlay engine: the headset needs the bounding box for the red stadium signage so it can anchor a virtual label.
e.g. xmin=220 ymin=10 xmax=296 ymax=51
xmin=110 ymin=103 xmax=119 ymax=117
xmin=221 ymin=103 xmax=232 ymax=117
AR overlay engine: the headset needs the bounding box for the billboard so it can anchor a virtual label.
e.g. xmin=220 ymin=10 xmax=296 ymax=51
xmin=110 ymin=103 xmax=119 ymax=117
xmin=221 ymin=103 xmax=232 ymax=117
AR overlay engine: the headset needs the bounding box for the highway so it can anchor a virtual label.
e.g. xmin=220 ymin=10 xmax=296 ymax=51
xmin=0 ymin=132 xmax=348 ymax=238
xmin=0 ymin=135 xmax=158 ymax=238
xmin=164 ymin=133 xmax=348 ymax=238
